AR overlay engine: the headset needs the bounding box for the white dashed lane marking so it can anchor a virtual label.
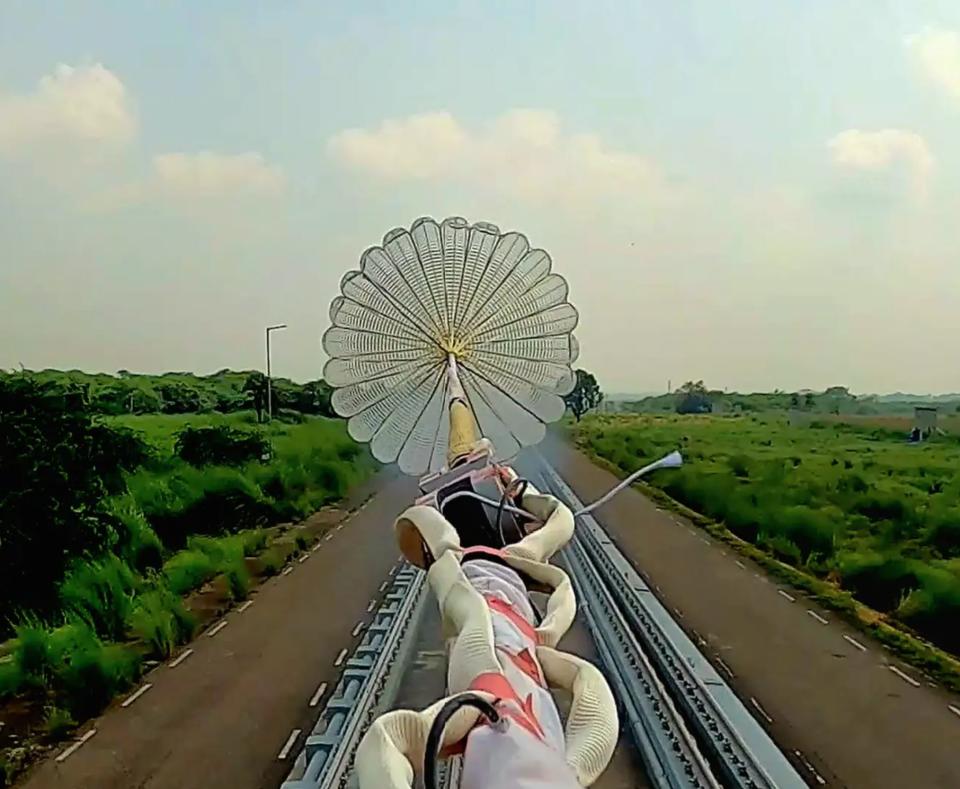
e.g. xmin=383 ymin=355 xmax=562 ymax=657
xmin=282 ymin=566 xmax=293 ymax=576
xmin=298 ymin=554 xmax=309 ymax=563
xmin=333 ymin=648 xmax=348 ymax=667
xmin=238 ymin=600 xmax=253 ymax=613
xmin=56 ymin=729 xmax=96 ymax=762
xmin=367 ymin=599 xmax=376 ymax=612
xmin=277 ymin=729 xmax=301 ymax=760
xmin=207 ymin=620 xmax=228 ymax=638
xmin=888 ymin=665 xmax=920 ymax=688
xmin=735 ymin=561 xmax=747 ymax=570
xmin=777 ymin=590 xmax=795 ymax=602
xmin=309 ymin=682 xmax=328 ymax=708
xmin=948 ymin=704 xmax=960 ymax=719
xmin=843 ymin=635 xmax=867 ymax=652
xmin=715 ymin=657 xmax=735 ymax=678
xmin=169 ymin=648 xmax=193 ymax=668
xmin=750 ymin=697 xmax=774 ymax=724
xmin=121 ymin=683 xmax=152 ymax=708
xmin=806 ymin=610 xmax=828 ymax=625
xmin=352 ymin=621 xmax=365 ymax=637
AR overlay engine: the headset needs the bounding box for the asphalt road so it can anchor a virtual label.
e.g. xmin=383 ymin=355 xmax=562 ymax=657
xmin=539 ymin=434 xmax=960 ymax=789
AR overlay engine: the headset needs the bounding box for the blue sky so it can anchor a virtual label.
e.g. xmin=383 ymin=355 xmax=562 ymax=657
xmin=2 ymin=1 xmax=959 ymax=392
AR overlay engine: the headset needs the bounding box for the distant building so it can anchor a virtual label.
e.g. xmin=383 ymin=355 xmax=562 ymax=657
xmin=915 ymin=406 xmax=938 ymax=432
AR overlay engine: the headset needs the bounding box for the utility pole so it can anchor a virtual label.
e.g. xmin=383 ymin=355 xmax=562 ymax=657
xmin=265 ymin=324 xmax=287 ymax=421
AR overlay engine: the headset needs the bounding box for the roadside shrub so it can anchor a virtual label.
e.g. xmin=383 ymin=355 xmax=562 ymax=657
xmin=42 ymin=706 xmax=76 ymax=738
xmin=163 ymin=549 xmax=216 ymax=595
xmin=839 ymin=552 xmax=920 ymax=612
xmin=240 ymin=529 xmax=268 ymax=556
xmin=134 ymin=465 xmax=274 ymax=548
xmin=55 ymin=641 xmax=139 ymax=719
xmin=13 ymin=621 xmax=57 ymax=687
xmin=175 ymin=425 xmax=268 ymax=467
xmin=104 ymin=495 xmax=163 ymax=572
xmin=759 ymin=534 xmax=803 ymax=565
xmin=59 ymin=556 xmax=138 ymax=641
xmin=259 ymin=549 xmax=284 ymax=576
xmin=924 ymin=511 xmax=960 ymax=558
xmin=895 ymin=567 xmax=960 ymax=654
xmin=768 ymin=506 xmax=837 ymax=560
xmin=0 ymin=660 xmax=22 ymax=700
xmin=128 ymin=587 xmax=195 ymax=658
xmin=225 ymin=565 xmax=250 ymax=601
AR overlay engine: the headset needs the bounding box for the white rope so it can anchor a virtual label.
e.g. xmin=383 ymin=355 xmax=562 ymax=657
xmin=438 ymin=450 xmax=683 ymax=522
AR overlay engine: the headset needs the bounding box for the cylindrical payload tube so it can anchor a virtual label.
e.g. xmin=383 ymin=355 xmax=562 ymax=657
xmin=446 ymin=354 xmax=479 ymax=466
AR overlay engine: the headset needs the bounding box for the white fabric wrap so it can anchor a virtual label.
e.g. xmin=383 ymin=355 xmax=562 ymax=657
xmin=354 ymin=487 xmax=618 ymax=789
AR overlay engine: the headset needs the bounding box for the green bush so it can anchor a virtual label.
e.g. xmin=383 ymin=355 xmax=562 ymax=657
xmin=163 ymin=550 xmax=216 ymax=595
xmin=42 ymin=706 xmax=76 ymax=738
xmin=55 ymin=640 xmax=139 ymax=719
xmin=13 ymin=621 xmax=57 ymax=687
xmin=131 ymin=464 xmax=274 ymax=548
xmin=175 ymin=425 xmax=269 ymax=467
xmin=128 ymin=587 xmax=195 ymax=658
xmin=727 ymin=454 xmax=751 ymax=478
xmin=260 ymin=549 xmax=284 ymax=577
xmin=225 ymin=565 xmax=250 ymax=601
xmin=896 ymin=566 xmax=960 ymax=654
xmin=0 ymin=660 xmax=23 ymax=700
xmin=839 ymin=551 xmax=920 ymax=612
xmin=59 ymin=556 xmax=138 ymax=641
xmin=924 ymin=511 xmax=960 ymax=558
xmin=104 ymin=495 xmax=163 ymax=572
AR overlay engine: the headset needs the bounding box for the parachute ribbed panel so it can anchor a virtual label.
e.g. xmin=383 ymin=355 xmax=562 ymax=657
xmin=323 ymin=217 xmax=579 ymax=475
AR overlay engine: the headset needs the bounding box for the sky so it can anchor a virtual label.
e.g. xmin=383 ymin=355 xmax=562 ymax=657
xmin=1 ymin=1 xmax=959 ymax=394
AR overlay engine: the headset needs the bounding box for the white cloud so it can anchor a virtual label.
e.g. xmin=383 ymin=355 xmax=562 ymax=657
xmin=0 ymin=64 xmax=136 ymax=159
xmin=906 ymin=28 xmax=960 ymax=100
xmin=152 ymin=152 xmax=286 ymax=199
xmin=827 ymin=129 xmax=933 ymax=195
xmin=327 ymin=109 xmax=664 ymax=204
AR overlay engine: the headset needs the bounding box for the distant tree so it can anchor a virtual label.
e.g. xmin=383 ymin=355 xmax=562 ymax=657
xmin=158 ymin=383 xmax=203 ymax=414
xmin=676 ymin=380 xmax=713 ymax=414
xmin=804 ymin=393 xmax=816 ymax=409
xmin=564 ymin=369 xmax=604 ymax=421
xmin=243 ymin=372 xmax=268 ymax=423
xmin=790 ymin=393 xmax=800 ymax=408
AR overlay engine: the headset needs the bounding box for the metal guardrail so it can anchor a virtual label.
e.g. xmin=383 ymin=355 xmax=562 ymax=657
xmin=537 ymin=456 xmax=808 ymax=789
xmin=565 ymin=531 xmax=719 ymax=789
xmin=281 ymin=564 xmax=426 ymax=789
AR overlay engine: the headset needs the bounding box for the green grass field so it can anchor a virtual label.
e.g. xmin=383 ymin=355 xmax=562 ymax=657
xmin=571 ymin=414 xmax=960 ymax=658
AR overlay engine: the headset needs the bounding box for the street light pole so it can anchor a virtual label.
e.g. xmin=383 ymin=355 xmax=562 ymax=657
xmin=265 ymin=324 xmax=287 ymax=421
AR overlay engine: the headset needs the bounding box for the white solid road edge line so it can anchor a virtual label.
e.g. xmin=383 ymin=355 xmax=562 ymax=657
xmin=888 ymin=665 xmax=921 ymax=688
xmin=806 ymin=610 xmax=829 ymax=625
xmin=237 ymin=600 xmax=254 ymax=614
xmin=208 ymin=620 xmax=228 ymax=638
xmin=56 ymin=729 xmax=96 ymax=762
xmin=169 ymin=648 xmax=193 ymax=668
xmin=843 ymin=634 xmax=867 ymax=652
xmin=777 ymin=590 xmax=795 ymax=602
xmin=277 ymin=729 xmax=301 ymax=760
xmin=333 ymin=648 xmax=348 ymax=667
xmin=121 ymin=683 xmax=152 ymax=708
xmin=749 ymin=696 xmax=774 ymax=724
xmin=309 ymin=682 xmax=329 ymax=708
